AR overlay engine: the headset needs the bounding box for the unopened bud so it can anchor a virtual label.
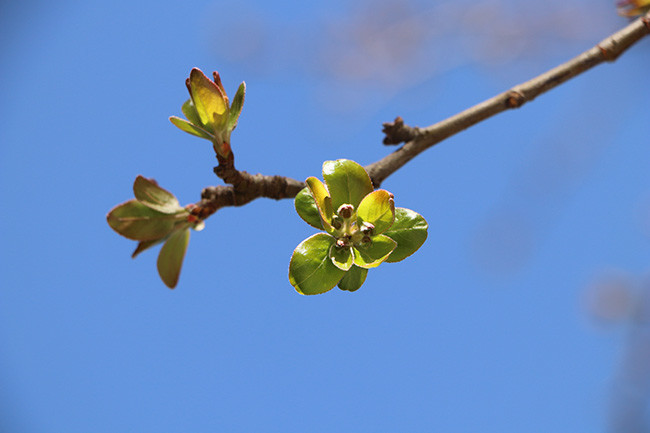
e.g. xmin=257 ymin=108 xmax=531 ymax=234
xmin=360 ymin=222 xmax=375 ymax=236
xmin=336 ymin=238 xmax=349 ymax=248
xmin=337 ymin=204 xmax=354 ymax=219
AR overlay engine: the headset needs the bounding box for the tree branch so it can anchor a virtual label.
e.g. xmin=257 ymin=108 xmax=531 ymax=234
xmin=382 ymin=116 xmax=423 ymax=145
xmin=194 ymin=11 xmax=650 ymax=218
xmin=366 ymin=11 xmax=650 ymax=186
xmin=191 ymin=152 xmax=305 ymax=220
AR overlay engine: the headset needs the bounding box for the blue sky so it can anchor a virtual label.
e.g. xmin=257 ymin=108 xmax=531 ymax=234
xmin=1 ymin=1 xmax=649 ymax=432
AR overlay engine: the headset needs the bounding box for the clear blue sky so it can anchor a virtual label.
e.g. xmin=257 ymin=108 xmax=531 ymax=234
xmin=1 ymin=1 xmax=649 ymax=432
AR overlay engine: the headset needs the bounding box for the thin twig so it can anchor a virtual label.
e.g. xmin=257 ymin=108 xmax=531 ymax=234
xmin=192 ymin=153 xmax=304 ymax=219
xmin=365 ymin=11 xmax=650 ymax=186
xmin=195 ymin=11 xmax=650 ymax=217
xmin=382 ymin=116 xmax=423 ymax=145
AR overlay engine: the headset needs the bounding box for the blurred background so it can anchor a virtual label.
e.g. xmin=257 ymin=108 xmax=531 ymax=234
xmin=1 ymin=0 xmax=649 ymax=431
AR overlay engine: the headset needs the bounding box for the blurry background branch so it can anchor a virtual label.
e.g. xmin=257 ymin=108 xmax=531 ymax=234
xmin=195 ymin=10 xmax=649 ymax=218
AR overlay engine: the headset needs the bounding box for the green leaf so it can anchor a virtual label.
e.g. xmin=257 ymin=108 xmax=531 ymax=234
xmin=189 ymin=68 xmax=227 ymax=130
xmin=289 ymin=233 xmax=346 ymax=295
xmin=337 ymin=266 xmax=368 ymax=292
xmin=322 ymin=159 xmax=373 ymax=210
xmin=181 ymin=98 xmax=203 ymax=128
xmin=228 ymin=81 xmax=246 ymax=130
xmin=383 ymin=208 xmax=428 ymax=262
xmin=294 ymin=187 xmax=323 ymax=229
xmin=131 ymin=238 xmax=165 ymax=258
xmin=107 ymin=199 xmax=177 ymax=241
xmin=356 ymin=189 xmax=395 ymax=235
xmin=353 ymin=234 xmax=397 ymax=269
xmin=157 ymin=228 xmax=190 ymax=289
xmin=133 ymin=175 xmax=184 ymax=214
xmin=329 ymin=243 xmax=353 ymax=271
xmin=169 ymin=116 xmax=214 ymax=140
xmin=212 ymin=71 xmax=229 ymax=105
xmin=306 ymin=177 xmax=334 ymax=232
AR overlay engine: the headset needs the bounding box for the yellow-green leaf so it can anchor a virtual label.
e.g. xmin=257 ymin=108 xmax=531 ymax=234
xmin=131 ymin=238 xmax=164 ymax=258
xmin=228 ymin=81 xmax=246 ymax=130
xmin=107 ymin=199 xmax=176 ymax=241
xmin=306 ymin=177 xmax=334 ymax=233
xmin=322 ymin=159 xmax=373 ymax=210
xmin=337 ymin=266 xmax=368 ymax=292
xmin=133 ymin=175 xmax=184 ymax=214
xmin=289 ymin=233 xmax=345 ymax=295
xmin=157 ymin=228 xmax=190 ymax=289
xmin=189 ymin=68 xmax=227 ymax=130
xmin=212 ymin=71 xmax=229 ymax=105
xmin=329 ymin=243 xmax=354 ymax=271
xmin=384 ymin=207 xmax=428 ymax=263
xmin=294 ymin=187 xmax=323 ymax=229
xmin=353 ymin=234 xmax=397 ymax=269
xmin=356 ymin=189 xmax=395 ymax=235
xmin=181 ymin=99 xmax=203 ymax=128
xmin=169 ymin=116 xmax=214 ymax=140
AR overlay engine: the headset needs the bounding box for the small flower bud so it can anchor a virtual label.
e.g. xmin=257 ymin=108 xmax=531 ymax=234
xmin=360 ymin=222 xmax=375 ymax=236
xmin=337 ymin=204 xmax=354 ymax=219
xmin=336 ymin=238 xmax=350 ymax=248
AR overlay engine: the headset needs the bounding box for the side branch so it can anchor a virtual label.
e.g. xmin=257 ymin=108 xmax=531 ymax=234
xmin=197 ymin=175 xmax=304 ymax=217
xmin=192 ymin=153 xmax=304 ymax=219
xmin=194 ymin=12 xmax=649 ymax=216
xmin=382 ymin=116 xmax=423 ymax=145
xmin=367 ymin=11 xmax=650 ymax=186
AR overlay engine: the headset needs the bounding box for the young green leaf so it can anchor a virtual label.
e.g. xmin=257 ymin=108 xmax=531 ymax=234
xmin=337 ymin=266 xmax=368 ymax=292
xmin=353 ymin=234 xmax=397 ymax=269
xmin=228 ymin=82 xmax=246 ymax=130
xmin=322 ymin=159 xmax=373 ymax=210
xmin=383 ymin=208 xmax=428 ymax=263
xmin=289 ymin=233 xmax=346 ymax=295
xmin=169 ymin=116 xmax=214 ymax=140
xmin=289 ymin=158 xmax=428 ymax=293
xmin=212 ymin=71 xmax=229 ymax=105
xmin=107 ymin=199 xmax=177 ymax=241
xmin=306 ymin=177 xmax=334 ymax=232
xmin=157 ymin=228 xmax=190 ymax=289
xmin=189 ymin=68 xmax=227 ymax=130
xmin=329 ymin=243 xmax=354 ymax=271
xmin=356 ymin=189 xmax=395 ymax=235
xmin=133 ymin=176 xmax=184 ymax=214
xmin=181 ymin=99 xmax=203 ymax=128
xmin=131 ymin=238 xmax=165 ymax=258
xmin=294 ymin=187 xmax=323 ymax=229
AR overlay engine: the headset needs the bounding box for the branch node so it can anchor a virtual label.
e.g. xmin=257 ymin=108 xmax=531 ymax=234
xmin=643 ymin=16 xmax=650 ymax=31
xmin=213 ymin=164 xmax=226 ymax=178
xmin=382 ymin=116 xmax=422 ymax=145
xmin=597 ymin=44 xmax=619 ymax=62
xmin=505 ymin=90 xmax=526 ymax=108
